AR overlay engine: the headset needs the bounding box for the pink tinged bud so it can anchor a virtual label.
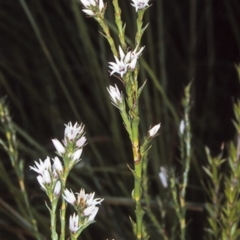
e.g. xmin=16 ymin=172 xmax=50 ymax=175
xmin=54 ymin=180 xmax=61 ymax=196
xmin=52 ymin=139 xmax=66 ymax=155
xmin=76 ymin=136 xmax=87 ymax=148
xmin=69 ymin=213 xmax=80 ymax=234
xmin=63 ymin=189 xmax=76 ymax=205
xmin=53 ymin=157 xmax=63 ymax=174
xmin=148 ymin=123 xmax=161 ymax=137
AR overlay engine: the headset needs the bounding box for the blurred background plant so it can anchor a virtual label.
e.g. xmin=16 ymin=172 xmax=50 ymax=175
xmin=0 ymin=0 xmax=240 ymax=239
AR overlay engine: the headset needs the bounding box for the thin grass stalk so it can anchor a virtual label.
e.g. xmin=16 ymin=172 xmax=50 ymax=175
xmin=142 ymin=155 xmax=169 ymax=240
xmin=19 ymin=0 xmax=81 ymax=120
xmin=0 ymin=99 xmax=41 ymax=240
xmin=179 ymin=84 xmax=192 ymax=239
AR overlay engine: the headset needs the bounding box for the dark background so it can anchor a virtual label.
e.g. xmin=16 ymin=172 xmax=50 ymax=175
xmin=0 ymin=0 xmax=240 ymax=239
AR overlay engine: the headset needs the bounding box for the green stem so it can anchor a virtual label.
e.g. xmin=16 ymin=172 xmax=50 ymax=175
xmin=135 ymin=10 xmax=145 ymax=47
xmin=50 ymin=199 xmax=59 ymax=240
xmin=134 ymin=161 xmax=144 ymax=240
xmin=60 ymin=199 xmax=67 ymax=240
xmin=60 ymin=171 xmax=68 ymax=240
xmin=96 ymin=17 xmax=118 ymax=57
xmin=112 ymin=0 xmax=126 ymax=49
xmin=179 ymin=85 xmax=191 ymax=239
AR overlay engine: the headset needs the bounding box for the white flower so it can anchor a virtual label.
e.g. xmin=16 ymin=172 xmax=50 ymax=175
xmin=131 ymin=0 xmax=150 ymax=12
xmin=80 ymin=0 xmax=104 ymax=16
xmin=148 ymin=123 xmax=161 ymax=137
xmin=64 ymin=122 xmax=85 ymax=141
xmin=53 ymin=157 xmax=63 ymax=174
xmin=36 ymin=170 xmax=52 ymax=191
xmin=42 ymin=169 xmax=52 ymax=184
xmin=71 ymin=149 xmax=83 ymax=162
xmin=36 ymin=175 xmax=46 ymax=191
xmin=30 ymin=157 xmax=55 ymax=190
xmin=159 ymin=167 xmax=168 ymax=188
xmin=54 ymin=180 xmax=61 ymax=196
xmin=107 ymin=85 xmax=123 ymax=107
xmin=179 ymin=120 xmax=185 ymax=134
xmin=108 ymin=46 xmax=145 ymax=77
xmin=84 ymin=205 xmax=99 ymax=221
xmin=77 ymin=189 xmax=104 ymax=207
xmin=69 ymin=213 xmax=80 ymax=234
xmin=30 ymin=156 xmax=51 ymax=175
xmin=52 ymin=139 xmax=66 ymax=155
xmin=109 ymin=56 xmax=129 ymax=78
xmin=63 ymin=189 xmax=76 ymax=205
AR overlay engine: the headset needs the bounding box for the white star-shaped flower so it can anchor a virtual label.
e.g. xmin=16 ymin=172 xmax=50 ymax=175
xmin=108 ymin=46 xmax=145 ymax=77
xmin=131 ymin=0 xmax=150 ymax=12
xmin=107 ymin=84 xmax=123 ymax=108
xmin=80 ymin=0 xmax=104 ymax=16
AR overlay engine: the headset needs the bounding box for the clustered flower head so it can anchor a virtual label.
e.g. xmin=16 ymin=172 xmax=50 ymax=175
xmin=63 ymin=188 xmax=104 ymax=233
xmin=52 ymin=122 xmax=87 ymax=164
xmin=80 ymin=0 xmax=105 ymax=16
xmin=30 ymin=122 xmax=87 ymax=195
xmin=131 ymin=0 xmax=150 ymax=12
xmin=109 ymin=46 xmax=145 ymax=78
xmin=30 ymin=156 xmax=62 ymax=195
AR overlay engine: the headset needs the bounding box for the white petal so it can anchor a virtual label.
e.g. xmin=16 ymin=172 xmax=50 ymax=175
xmin=159 ymin=167 xmax=168 ymax=188
xmin=69 ymin=213 xmax=80 ymax=233
xmin=98 ymin=0 xmax=104 ymax=11
xmin=54 ymin=180 xmax=61 ymax=196
xmin=119 ymin=46 xmax=125 ymax=60
xmin=71 ymin=149 xmax=83 ymax=162
xmin=179 ymin=120 xmax=185 ymax=134
xmin=63 ymin=189 xmax=76 ymax=205
xmin=82 ymin=9 xmax=95 ymax=16
xmin=148 ymin=123 xmax=161 ymax=137
xmin=52 ymin=139 xmax=66 ymax=155
xmin=37 ymin=175 xmax=46 ymax=191
xmin=76 ymin=136 xmax=87 ymax=148
xmin=53 ymin=156 xmax=63 ymax=174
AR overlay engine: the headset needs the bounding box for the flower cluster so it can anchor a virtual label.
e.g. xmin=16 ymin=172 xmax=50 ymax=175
xmin=109 ymin=46 xmax=145 ymax=78
xmin=52 ymin=122 xmax=87 ymax=164
xmin=80 ymin=0 xmax=105 ymax=16
xmin=30 ymin=122 xmax=87 ymax=195
xmin=30 ymin=156 xmax=62 ymax=196
xmin=63 ymin=188 xmax=104 ymax=233
xmin=131 ymin=0 xmax=150 ymax=12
